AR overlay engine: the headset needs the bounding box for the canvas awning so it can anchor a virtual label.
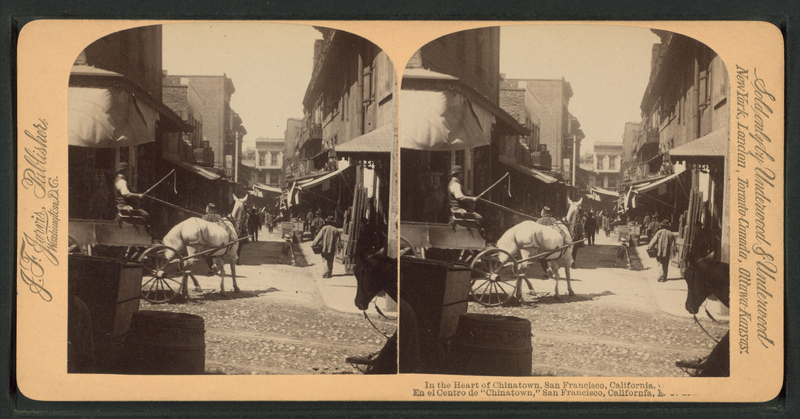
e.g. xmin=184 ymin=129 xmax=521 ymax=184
xmin=69 ymin=65 xmax=192 ymax=148
xmin=669 ymin=128 xmax=729 ymax=164
xmin=163 ymin=156 xmax=221 ymax=180
xmin=69 ymin=86 xmax=159 ymax=148
xmin=634 ymin=168 xmax=684 ymax=194
xmin=253 ymin=183 xmax=281 ymax=194
xmin=296 ymin=164 xmax=353 ymax=189
xmin=335 ymin=124 xmax=394 ymax=155
xmin=401 ymin=68 xmax=528 ymax=151
xmin=498 ymin=155 xmax=559 ymax=184
xmin=592 ymin=187 xmax=621 ymax=197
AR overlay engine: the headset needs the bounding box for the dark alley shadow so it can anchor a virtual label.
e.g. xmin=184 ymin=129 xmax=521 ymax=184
xmin=522 ymin=290 xmax=616 ymax=306
xmin=195 ymin=287 xmax=280 ymax=302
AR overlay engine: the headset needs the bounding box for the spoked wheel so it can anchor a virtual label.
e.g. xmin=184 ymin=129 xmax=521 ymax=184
xmin=138 ymin=245 xmax=184 ymax=304
xmin=469 ymin=248 xmax=518 ymax=306
xmin=399 ymin=236 xmax=419 ymax=258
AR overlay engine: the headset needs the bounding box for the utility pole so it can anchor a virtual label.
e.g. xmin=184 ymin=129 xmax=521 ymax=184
xmin=572 ymin=134 xmax=579 ymax=200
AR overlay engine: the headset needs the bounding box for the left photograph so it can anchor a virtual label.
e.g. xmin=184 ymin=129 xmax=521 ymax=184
xmin=67 ymin=23 xmax=399 ymax=375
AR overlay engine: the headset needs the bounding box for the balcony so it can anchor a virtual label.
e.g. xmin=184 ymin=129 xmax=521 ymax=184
xmin=299 ymin=122 xmax=322 ymax=145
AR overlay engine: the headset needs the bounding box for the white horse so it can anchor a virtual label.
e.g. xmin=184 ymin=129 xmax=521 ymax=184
xmin=496 ymin=197 xmax=582 ymax=299
xmin=162 ymin=194 xmax=248 ymax=296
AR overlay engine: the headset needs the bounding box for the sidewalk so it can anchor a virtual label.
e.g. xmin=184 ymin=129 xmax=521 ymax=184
xmin=293 ymin=228 xmax=396 ymax=317
xmin=600 ymin=230 xmax=729 ymax=320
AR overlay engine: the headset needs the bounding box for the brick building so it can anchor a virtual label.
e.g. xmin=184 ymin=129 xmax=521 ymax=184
xmin=165 ymin=74 xmax=245 ymax=178
xmin=501 ymin=78 xmax=584 ymax=177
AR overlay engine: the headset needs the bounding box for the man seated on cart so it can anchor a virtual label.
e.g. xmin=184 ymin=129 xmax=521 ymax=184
xmin=114 ymin=162 xmax=149 ymax=222
xmin=448 ymin=165 xmax=482 ymax=226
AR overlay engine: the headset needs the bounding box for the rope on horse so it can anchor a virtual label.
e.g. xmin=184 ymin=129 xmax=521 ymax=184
xmin=693 ymin=314 xmax=721 ymax=344
xmin=363 ymin=310 xmax=392 ymax=339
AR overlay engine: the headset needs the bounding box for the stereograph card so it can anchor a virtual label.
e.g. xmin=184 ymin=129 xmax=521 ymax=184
xmin=14 ymin=20 xmax=784 ymax=403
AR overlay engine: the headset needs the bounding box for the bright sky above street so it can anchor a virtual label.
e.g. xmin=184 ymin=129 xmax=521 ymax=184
xmin=163 ymin=22 xmax=320 ymax=149
xmin=500 ymin=24 xmax=660 ymax=153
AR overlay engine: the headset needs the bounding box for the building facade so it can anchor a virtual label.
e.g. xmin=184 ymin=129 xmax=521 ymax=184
xmin=501 ymin=78 xmax=583 ymax=177
xmin=166 ymin=74 xmax=245 ymax=178
xmin=68 ymin=25 xmax=193 ymax=237
xmin=400 ymin=28 xmax=530 ymax=240
xmin=250 ymin=138 xmax=285 ymax=187
xmin=629 ymin=30 xmax=730 ymax=263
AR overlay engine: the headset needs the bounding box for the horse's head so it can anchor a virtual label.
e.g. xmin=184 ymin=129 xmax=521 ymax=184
xmin=353 ymin=219 xmax=396 ymax=310
xmin=230 ymin=193 xmax=248 ymax=224
xmin=566 ymin=197 xmax=583 ymax=225
xmin=684 ymin=252 xmax=730 ymax=314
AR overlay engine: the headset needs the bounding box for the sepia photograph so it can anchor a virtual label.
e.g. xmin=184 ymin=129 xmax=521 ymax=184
xmin=399 ymin=25 xmax=731 ymax=379
xmin=66 ymin=22 xmax=400 ymax=376
xmin=13 ymin=19 xmax=784 ymax=403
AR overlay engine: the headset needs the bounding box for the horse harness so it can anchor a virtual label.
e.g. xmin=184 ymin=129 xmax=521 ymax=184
xmin=193 ymin=216 xmax=239 ymax=256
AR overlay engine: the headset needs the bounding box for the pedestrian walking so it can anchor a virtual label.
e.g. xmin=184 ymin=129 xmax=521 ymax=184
xmin=571 ymin=212 xmax=586 ymax=268
xmin=265 ymin=211 xmax=274 ymax=233
xmin=311 ymin=213 xmax=326 ymax=238
xmin=584 ymin=212 xmax=597 ymax=245
xmin=647 ymin=219 xmax=675 ymax=282
xmin=602 ymin=212 xmax=611 ymax=237
xmin=312 ymin=216 xmax=341 ymax=278
xmin=247 ymin=207 xmax=261 ymax=242
xmin=305 ymin=209 xmax=314 ymax=232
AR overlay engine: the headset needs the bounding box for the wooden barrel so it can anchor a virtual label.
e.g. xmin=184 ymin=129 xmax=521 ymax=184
xmin=446 ymin=313 xmax=532 ymax=376
xmin=123 ymin=311 xmax=205 ymax=374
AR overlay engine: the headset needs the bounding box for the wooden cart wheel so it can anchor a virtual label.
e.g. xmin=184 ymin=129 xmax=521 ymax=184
xmin=399 ymin=236 xmax=418 ymax=258
xmin=138 ymin=245 xmax=184 ymax=304
xmin=469 ymin=248 xmax=518 ymax=307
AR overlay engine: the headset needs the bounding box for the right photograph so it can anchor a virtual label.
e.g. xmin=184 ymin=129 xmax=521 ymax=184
xmin=399 ymin=25 xmax=730 ymax=377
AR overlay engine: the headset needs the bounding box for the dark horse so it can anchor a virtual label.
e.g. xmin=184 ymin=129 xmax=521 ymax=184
xmin=680 ymin=252 xmax=730 ymax=377
xmin=353 ymin=219 xmax=420 ymax=374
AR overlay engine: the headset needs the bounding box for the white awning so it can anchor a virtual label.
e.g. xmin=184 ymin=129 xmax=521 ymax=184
xmin=592 ymin=187 xmax=620 ymax=197
xmin=634 ymin=167 xmax=684 ymax=193
xmin=253 ymin=183 xmax=281 ymax=194
xmin=69 ymin=86 xmax=159 ymax=147
xmin=296 ymin=164 xmax=352 ymax=189
xmin=400 ymin=89 xmax=494 ymax=150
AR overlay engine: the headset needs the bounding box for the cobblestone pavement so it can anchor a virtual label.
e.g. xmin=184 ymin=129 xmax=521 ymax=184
xmin=141 ymin=228 xmax=395 ymax=375
xmin=467 ymin=233 xmax=729 ymax=377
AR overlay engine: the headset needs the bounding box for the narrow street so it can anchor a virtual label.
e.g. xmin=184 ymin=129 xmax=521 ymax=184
xmin=468 ymin=230 xmax=729 ymax=377
xmin=142 ymin=226 xmax=395 ymax=375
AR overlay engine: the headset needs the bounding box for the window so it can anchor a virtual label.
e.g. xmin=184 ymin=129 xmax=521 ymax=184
xmin=259 ymin=152 xmax=266 ymax=167
xmin=271 ymin=152 xmax=278 ymax=166
xmin=597 ymin=155 xmax=604 ymax=170
xmin=608 ymin=178 xmax=617 ymax=189
xmin=609 ymin=156 xmax=616 ymax=170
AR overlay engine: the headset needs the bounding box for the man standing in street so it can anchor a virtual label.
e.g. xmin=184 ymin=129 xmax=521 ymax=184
xmin=584 ymin=212 xmax=597 ymax=245
xmin=311 ymin=212 xmax=326 ymax=239
xmin=313 ymin=216 xmax=341 ymax=278
xmin=247 ymin=207 xmax=261 ymax=242
xmin=306 ymin=209 xmax=314 ymax=232
xmin=265 ymin=210 xmax=274 ymax=234
xmin=647 ymin=219 xmax=675 ymax=282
